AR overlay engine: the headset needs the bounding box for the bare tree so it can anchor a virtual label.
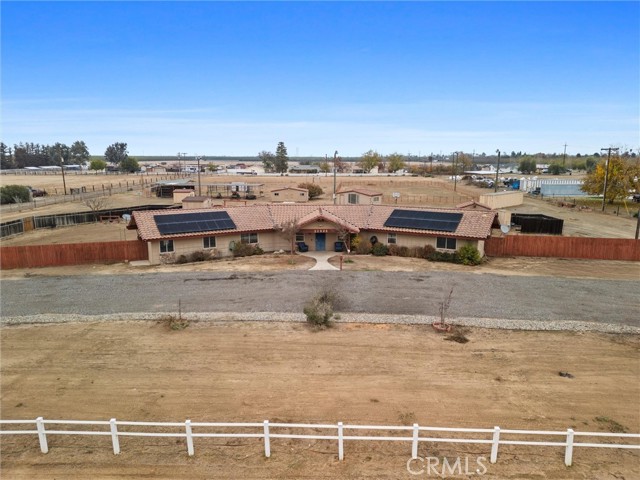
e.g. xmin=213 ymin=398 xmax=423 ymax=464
xmin=278 ymin=218 xmax=299 ymax=254
xmin=433 ymin=284 xmax=455 ymax=332
xmin=84 ymin=196 xmax=110 ymax=215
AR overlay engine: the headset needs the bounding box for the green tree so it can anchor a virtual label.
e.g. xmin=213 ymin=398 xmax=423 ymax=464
xmin=120 ymin=156 xmax=140 ymax=172
xmin=386 ymin=153 xmax=406 ymax=173
xmin=274 ymin=142 xmax=289 ymax=173
xmin=48 ymin=142 xmax=70 ymax=166
xmin=298 ymin=182 xmax=323 ymax=199
xmin=581 ymin=156 xmax=640 ymax=203
xmin=548 ymin=162 xmax=565 ymax=175
xmin=104 ymin=142 xmax=128 ymax=165
xmin=358 ymin=150 xmax=381 ymax=173
xmin=518 ymin=157 xmax=537 ymax=174
xmin=258 ymin=150 xmax=275 ymax=172
xmin=89 ymin=159 xmax=107 ymax=171
xmin=319 ymin=161 xmax=331 ymax=174
xmin=70 ymin=140 xmax=90 ymax=165
xmin=0 ymin=142 xmax=15 ymax=169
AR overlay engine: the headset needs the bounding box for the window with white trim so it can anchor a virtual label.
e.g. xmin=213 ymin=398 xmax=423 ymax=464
xmin=160 ymin=239 xmax=174 ymax=254
xmin=241 ymin=232 xmax=258 ymax=244
xmin=436 ymin=237 xmax=457 ymax=250
xmin=295 ymin=233 xmax=305 ymax=242
xmin=348 ymin=193 xmax=358 ymax=204
xmin=387 ymin=233 xmax=397 ymax=244
xmin=203 ymin=236 xmax=216 ymax=249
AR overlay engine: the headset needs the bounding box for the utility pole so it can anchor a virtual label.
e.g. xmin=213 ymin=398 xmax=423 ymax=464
xmin=195 ymin=155 xmax=203 ymax=196
xmin=600 ymin=147 xmax=619 ymax=212
xmin=453 ymin=152 xmax=458 ymax=192
xmin=61 ymin=158 xmax=67 ymax=195
xmin=177 ymin=152 xmax=187 ymax=177
xmin=333 ymin=151 xmax=338 ymax=205
xmin=562 ymin=143 xmax=568 ymax=167
xmin=494 ymin=150 xmax=501 ymax=192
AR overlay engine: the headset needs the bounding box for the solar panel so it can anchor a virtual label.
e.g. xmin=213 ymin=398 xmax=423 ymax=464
xmin=154 ymin=211 xmax=237 ymax=235
xmin=384 ymin=210 xmax=462 ymax=232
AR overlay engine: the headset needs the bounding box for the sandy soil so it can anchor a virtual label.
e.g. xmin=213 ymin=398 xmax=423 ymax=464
xmin=1 ymin=321 xmax=638 ymax=479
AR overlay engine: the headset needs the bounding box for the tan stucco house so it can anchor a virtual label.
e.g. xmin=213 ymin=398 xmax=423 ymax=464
xmin=336 ymin=188 xmax=383 ymax=205
xmin=129 ymin=205 xmax=496 ymax=265
xmin=268 ymin=187 xmax=309 ymax=203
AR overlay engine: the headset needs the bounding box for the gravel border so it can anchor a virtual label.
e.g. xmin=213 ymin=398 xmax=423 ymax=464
xmin=2 ymin=311 xmax=639 ymax=334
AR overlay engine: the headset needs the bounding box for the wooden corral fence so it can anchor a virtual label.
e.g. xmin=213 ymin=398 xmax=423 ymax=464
xmin=0 ymin=240 xmax=148 ymax=269
xmin=1 ymin=417 xmax=638 ymax=467
xmin=485 ymin=236 xmax=640 ymax=261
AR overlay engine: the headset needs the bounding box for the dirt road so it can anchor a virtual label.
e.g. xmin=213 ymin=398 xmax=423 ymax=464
xmin=1 ymin=321 xmax=638 ymax=479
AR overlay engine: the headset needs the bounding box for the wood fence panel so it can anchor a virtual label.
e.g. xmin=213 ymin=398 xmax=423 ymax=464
xmin=0 ymin=240 xmax=148 ymax=269
xmin=485 ymin=236 xmax=640 ymax=261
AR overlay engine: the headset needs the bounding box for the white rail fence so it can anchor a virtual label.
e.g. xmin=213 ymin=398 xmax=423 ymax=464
xmin=1 ymin=418 xmax=638 ymax=467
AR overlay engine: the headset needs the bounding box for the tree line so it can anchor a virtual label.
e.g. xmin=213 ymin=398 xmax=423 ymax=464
xmin=0 ymin=141 xmax=139 ymax=172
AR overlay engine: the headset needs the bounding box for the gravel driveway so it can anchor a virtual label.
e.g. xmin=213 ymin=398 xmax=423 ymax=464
xmin=2 ymin=271 xmax=638 ymax=331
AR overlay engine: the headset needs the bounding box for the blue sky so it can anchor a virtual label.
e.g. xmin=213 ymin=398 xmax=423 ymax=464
xmin=2 ymin=1 xmax=638 ymax=157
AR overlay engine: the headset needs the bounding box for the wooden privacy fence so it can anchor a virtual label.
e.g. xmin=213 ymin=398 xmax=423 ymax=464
xmin=1 ymin=418 xmax=638 ymax=467
xmin=0 ymin=240 xmax=148 ymax=269
xmin=485 ymin=236 xmax=640 ymax=261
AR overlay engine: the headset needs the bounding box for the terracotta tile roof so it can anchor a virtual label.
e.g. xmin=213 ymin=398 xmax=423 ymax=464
xmin=131 ymin=205 xmax=495 ymax=241
xmin=336 ymin=188 xmax=383 ymax=196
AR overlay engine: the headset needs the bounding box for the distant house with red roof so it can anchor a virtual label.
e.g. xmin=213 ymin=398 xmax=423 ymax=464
xmin=129 ymin=205 xmax=496 ymax=265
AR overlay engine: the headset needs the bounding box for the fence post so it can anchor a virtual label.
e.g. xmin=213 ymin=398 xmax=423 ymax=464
xmin=110 ymin=418 xmax=120 ymax=454
xmin=263 ymin=420 xmax=271 ymax=458
xmin=490 ymin=426 xmax=500 ymax=463
xmin=36 ymin=417 xmax=48 ymax=453
xmin=338 ymin=422 xmax=344 ymax=460
xmin=564 ymin=429 xmax=574 ymax=466
xmin=411 ymin=423 xmax=419 ymax=459
xmin=185 ymin=419 xmax=194 ymax=456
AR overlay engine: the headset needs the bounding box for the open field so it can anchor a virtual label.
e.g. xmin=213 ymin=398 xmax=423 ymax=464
xmin=1 ymin=321 xmax=638 ymax=479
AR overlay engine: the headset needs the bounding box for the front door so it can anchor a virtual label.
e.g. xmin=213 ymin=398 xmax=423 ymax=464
xmin=315 ymin=233 xmax=326 ymax=251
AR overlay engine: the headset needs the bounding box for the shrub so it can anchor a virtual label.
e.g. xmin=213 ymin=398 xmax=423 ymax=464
xmin=303 ymin=287 xmax=341 ymax=327
xmin=355 ymin=239 xmax=372 ymax=254
xmin=387 ymin=244 xmax=400 ymax=256
xmin=456 ymin=245 xmax=482 ymax=265
xmin=188 ymin=250 xmax=211 ymax=262
xmin=175 ymin=255 xmax=189 ymax=264
xmin=428 ymin=250 xmax=458 ymax=263
xmin=232 ymin=242 xmax=263 ymax=257
xmin=371 ymin=242 xmax=388 ymax=256
xmin=0 ymin=185 xmax=31 ymax=205
xmin=422 ymin=245 xmax=436 ymax=259
xmin=298 ymin=182 xmax=323 ymax=199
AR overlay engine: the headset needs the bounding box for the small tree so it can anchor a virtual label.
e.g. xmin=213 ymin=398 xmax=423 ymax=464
xmin=386 ymin=153 xmax=406 ymax=173
xmin=359 ymin=150 xmax=382 ymax=173
xmin=258 ymin=150 xmax=275 ymax=172
xmin=278 ymin=218 xmax=299 ymax=254
xmin=298 ymin=182 xmax=323 ymax=199
xmin=84 ymin=196 xmax=110 ymax=214
xmin=120 ymin=156 xmax=140 ymax=172
xmin=89 ymin=159 xmax=107 ymax=171
xmin=433 ymin=285 xmax=455 ymax=332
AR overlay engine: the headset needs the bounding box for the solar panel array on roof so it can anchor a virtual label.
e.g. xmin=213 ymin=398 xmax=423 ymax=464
xmin=154 ymin=211 xmax=236 ymax=235
xmin=384 ymin=210 xmax=463 ymax=232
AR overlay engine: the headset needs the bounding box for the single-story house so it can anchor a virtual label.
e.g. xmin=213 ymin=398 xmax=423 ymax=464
xmin=129 ymin=205 xmax=496 ymax=265
xmin=182 ymin=195 xmax=214 ymax=209
xmin=268 ymin=187 xmax=310 ymax=203
xmin=289 ymin=165 xmax=321 ymax=174
xmin=336 ymin=188 xmax=383 ymax=205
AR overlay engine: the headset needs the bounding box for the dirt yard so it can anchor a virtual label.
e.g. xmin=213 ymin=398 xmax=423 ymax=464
xmin=1 ymin=321 xmax=638 ymax=479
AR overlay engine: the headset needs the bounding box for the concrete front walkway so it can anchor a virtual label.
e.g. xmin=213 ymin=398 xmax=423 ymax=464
xmin=298 ymin=251 xmax=340 ymax=271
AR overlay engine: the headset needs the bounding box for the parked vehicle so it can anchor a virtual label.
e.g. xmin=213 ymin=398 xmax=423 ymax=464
xmin=29 ymin=187 xmax=47 ymax=197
